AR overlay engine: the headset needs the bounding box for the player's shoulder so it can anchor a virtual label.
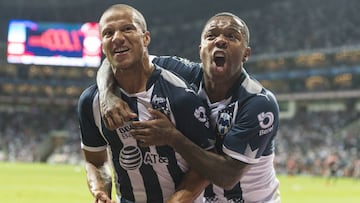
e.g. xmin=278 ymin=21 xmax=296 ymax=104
xmin=235 ymin=75 xmax=279 ymax=115
xmin=239 ymin=72 xmax=278 ymax=108
xmin=78 ymin=84 xmax=98 ymax=106
xmin=239 ymin=89 xmax=279 ymax=123
xmin=152 ymin=55 xmax=201 ymax=69
xmin=156 ymin=65 xmax=188 ymax=87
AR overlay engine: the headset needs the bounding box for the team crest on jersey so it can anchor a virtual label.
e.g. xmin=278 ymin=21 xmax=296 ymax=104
xmin=217 ymin=112 xmax=232 ymax=135
xmin=152 ymin=95 xmax=170 ymax=116
xmin=216 ymin=104 xmax=235 ymax=136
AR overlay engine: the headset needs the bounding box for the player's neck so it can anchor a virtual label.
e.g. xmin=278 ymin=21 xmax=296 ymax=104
xmin=115 ymin=63 xmax=154 ymax=94
xmin=204 ymin=71 xmax=241 ymax=102
xmin=204 ymin=79 xmax=233 ymax=103
xmin=203 ymin=80 xmax=227 ymax=102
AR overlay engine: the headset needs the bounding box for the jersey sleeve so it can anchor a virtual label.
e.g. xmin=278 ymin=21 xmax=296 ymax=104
xmin=152 ymin=56 xmax=202 ymax=85
xmin=77 ymin=84 xmax=107 ymax=151
xmin=222 ymin=92 xmax=279 ymax=164
xmin=170 ymin=87 xmax=215 ymax=150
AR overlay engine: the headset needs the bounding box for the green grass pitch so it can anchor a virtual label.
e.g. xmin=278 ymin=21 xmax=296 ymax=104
xmin=1 ymin=162 xmax=360 ymax=203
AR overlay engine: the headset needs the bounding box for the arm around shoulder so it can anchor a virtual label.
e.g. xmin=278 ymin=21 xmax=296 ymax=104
xmin=96 ymin=58 xmax=137 ymax=130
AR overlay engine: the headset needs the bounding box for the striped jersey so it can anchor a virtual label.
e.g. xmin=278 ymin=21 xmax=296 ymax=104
xmin=78 ymin=65 xmax=214 ymax=203
xmin=152 ymin=56 xmax=281 ymax=203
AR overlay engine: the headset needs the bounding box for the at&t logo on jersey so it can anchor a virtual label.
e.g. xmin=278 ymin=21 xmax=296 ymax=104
xmin=257 ymin=112 xmax=274 ymax=136
xmin=144 ymin=152 xmax=169 ymax=165
xmin=119 ymin=146 xmax=143 ymax=170
xmin=119 ymin=145 xmax=169 ymax=170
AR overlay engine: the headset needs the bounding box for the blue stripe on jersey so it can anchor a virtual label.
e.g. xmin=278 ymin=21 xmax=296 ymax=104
xmin=138 ymin=147 xmax=163 ymax=203
xmin=112 ymin=95 xmax=137 ymax=201
xmin=113 ymin=94 xmax=165 ymax=202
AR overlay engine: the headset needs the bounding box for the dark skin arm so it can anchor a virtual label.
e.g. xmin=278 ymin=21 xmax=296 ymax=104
xmin=96 ymin=58 xmax=137 ymax=130
xmin=167 ymin=169 xmax=209 ymax=203
xmin=83 ymin=149 xmax=116 ymax=203
xmin=131 ymin=108 xmax=250 ymax=190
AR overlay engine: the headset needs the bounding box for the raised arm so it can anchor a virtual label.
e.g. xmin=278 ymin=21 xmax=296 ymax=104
xmin=96 ymin=58 xmax=137 ymax=130
xmin=83 ymin=149 xmax=116 ymax=203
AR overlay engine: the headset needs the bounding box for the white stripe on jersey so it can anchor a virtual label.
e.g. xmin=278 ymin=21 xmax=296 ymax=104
xmin=223 ymin=145 xmax=259 ymax=164
xmin=241 ymin=70 xmax=263 ymax=94
xmin=148 ymin=146 xmax=175 ymax=200
xmin=160 ymin=68 xmax=188 ymax=88
xmin=116 ymin=122 xmax=147 ymax=203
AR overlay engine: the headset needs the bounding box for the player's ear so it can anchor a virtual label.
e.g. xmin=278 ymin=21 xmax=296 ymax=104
xmin=143 ymin=31 xmax=151 ymax=47
xmin=242 ymin=47 xmax=251 ymax=63
xmin=101 ymin=40 xmax=106 ymax=55
xmin=198 ymin=44 xmax=202 ymax=60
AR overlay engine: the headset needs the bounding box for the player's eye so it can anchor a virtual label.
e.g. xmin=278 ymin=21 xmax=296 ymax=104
xmin=102 ymin=30 xmax=113 ymax=38
xmin=205 ymin=33 xmax=216 ymax=40
xmin=227 ymin=34 xmax=236 ymax=40
xmin=123 ymin=25 xmax=136 ymax=33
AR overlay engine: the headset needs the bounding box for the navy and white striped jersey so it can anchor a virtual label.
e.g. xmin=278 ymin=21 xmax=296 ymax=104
xmin=78 ymin=65 xmax=214 ymax=203
xmin=152 ymin=56 xmax=281 ymax=203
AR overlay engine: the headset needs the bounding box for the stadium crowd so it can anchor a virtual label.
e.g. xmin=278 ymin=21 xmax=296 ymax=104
xmin=1 ymin=0 xmax=359 ymax=61
xmin=0 ymin=105 xmax=80 ymax=164
xmin=146 ymin=0 xmax=360 ymax=61
xmin=275 ymin=108 xmax=360 ymax=179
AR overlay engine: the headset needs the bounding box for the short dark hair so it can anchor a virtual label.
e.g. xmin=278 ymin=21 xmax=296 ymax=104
xmin=204 ymin=12 xmax=250 ymax=45
xmin=99 ymin=4 xmax=147 ymax=33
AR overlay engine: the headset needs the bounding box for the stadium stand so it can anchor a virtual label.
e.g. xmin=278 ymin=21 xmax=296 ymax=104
xmin=0 ymin=0 xmax=360 ymax=178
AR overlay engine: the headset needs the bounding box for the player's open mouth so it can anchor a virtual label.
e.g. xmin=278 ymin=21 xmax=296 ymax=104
xmin=114 ymin=47 xmax=129 ymax=54
xmin=214 ymin=51 xmax=226 ymax=67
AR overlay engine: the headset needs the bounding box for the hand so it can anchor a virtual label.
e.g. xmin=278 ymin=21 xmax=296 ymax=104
xmin=99 ymin=92 xmax=137 ymax=130
xmin=131 ymin=108 xmax=181 ymax=147
xmin=94 ymin=191 xmax=116 ymax=203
